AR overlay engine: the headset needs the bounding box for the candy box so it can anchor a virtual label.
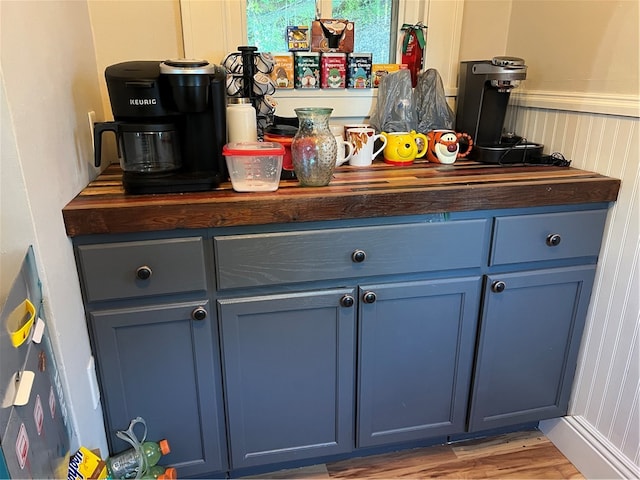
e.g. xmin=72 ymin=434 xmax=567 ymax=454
xmin=311 ymin=19 xmax=354 ymax=53
xmin=287 ymin=25 xmax=309 ymax=51
xmin=270 ymin=53 xmax=295 ymax=89
xmin=347 ymin=53 xmax=373 ymax=88
xmin=294 ymin=52 xmax=320 ymax=89
xmin=372 ymin=63 xmax=406 ymax=87
xmin=68 ymin=447 xmax=107 ymax=480
xmin=321 ymin=53 xmax=347 ymax=89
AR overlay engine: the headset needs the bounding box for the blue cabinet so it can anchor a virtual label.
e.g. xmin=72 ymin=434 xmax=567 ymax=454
xmin=468 ymin=266 xmax=596 ymax=431
xmin=218 ymin=288 xmax=356 ymax=469
xmin=72 ymin=205 xmax=611 ymax=477
xmin=90 ymin=301 xmax=227 ymax=477
xmin=76 ymin=237 xmax=228 ymax=478
xmin=357 ymin=277 xmax=481 ymax=447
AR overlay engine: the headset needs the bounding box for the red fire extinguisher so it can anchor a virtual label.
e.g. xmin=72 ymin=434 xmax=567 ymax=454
xmin=401 ymin=23 xmax=427 ymax=88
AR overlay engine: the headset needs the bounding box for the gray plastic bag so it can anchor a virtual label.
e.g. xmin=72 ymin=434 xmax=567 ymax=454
xmin=369 ymin=69 xmax=416 ymax=133
xmin=415 ymin=68 xmax=455 ymax=133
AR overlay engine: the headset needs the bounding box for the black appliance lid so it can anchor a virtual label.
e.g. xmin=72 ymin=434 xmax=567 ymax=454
xmin=265 ymin=125 xmax=298 ymax=137
xmin=105 ymin=61 xmax=161 ymax=81
xmin=118 ymin=123 xmax=177 ymax=132
xmin=160 ymin=59 xmax=217 ymax=75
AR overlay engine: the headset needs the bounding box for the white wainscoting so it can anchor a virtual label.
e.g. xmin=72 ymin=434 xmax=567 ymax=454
xmin=522 ymin=93 xmax=640 ymax=479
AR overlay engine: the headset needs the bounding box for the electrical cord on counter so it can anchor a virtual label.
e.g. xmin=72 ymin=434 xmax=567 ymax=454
xmin=497 ymin=136 xmax=571 ymax=167
xmin=497 ymin=136 xmax=527 ymax=166
xmin=531 ymin=152 xmax=571 ymax=167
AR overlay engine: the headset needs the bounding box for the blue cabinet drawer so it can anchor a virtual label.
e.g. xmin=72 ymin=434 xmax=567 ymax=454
xmin=490 ymin=209 xmax=608 ymax=266
xmin=78 ymin=237 xmax=207 ymax=302
xmin=214 ymin=219 xmax=488 ymax=289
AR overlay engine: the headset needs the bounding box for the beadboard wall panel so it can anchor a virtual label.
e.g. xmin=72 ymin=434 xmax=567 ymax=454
xmin=520 ymin=103 xmax=640 ymax=476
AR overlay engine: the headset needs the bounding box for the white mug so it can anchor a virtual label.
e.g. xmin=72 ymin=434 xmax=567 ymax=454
xmin=334 ymin=135 xmax=354 ymax=166
xmin=346 ymin=127 xmax=387 ymax=166
xmin=343 ymin=123 xmax=371 ymax=140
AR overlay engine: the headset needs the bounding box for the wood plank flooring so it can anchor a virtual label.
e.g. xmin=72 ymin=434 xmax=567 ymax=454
xmin=243 ymin=430 xmax=584 ymax=479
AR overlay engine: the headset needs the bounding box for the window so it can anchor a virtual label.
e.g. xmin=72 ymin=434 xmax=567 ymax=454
xmin=247 ymin=0 xmax=396 ymax=63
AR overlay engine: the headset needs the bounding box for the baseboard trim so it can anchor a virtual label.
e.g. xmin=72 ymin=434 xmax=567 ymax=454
xmin=539 ymin=416 xmax=639 ymax=479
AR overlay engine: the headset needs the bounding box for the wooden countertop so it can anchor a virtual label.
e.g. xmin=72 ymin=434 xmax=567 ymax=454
xmin=62 ymin=161 xmax=620 ymax=237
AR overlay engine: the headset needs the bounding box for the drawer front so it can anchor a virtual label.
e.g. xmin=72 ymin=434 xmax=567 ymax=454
xmin=78 ymin=237 xmax=207 ymax=302
xmin=215 ymin=220 xmax=488 ymax=289
xmin=490 ymin=209 xmax=608 ymax=266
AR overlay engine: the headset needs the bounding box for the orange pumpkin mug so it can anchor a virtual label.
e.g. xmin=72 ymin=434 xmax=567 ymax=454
xmin=426 ymin=130 xmax=473 ymax=164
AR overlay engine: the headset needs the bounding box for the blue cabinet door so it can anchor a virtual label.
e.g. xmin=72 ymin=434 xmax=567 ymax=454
xmin=90 ymin=300 xmax=227 ymax=478
xmin=468 ymin=265 xmax=596 ymax=431
xmin=357 ymin=277 xmax=481 ymax=448
xmin=219 ymin=288 xmax=356 ymax=469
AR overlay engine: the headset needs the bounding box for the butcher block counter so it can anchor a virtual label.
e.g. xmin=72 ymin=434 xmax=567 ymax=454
xmin=63 ymin=160 xmax=620 ymax=236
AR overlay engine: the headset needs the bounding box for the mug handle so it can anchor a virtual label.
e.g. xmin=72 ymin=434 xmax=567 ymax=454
xmin=372 ymin=134 xmax=387 ymax=160
xmin=456 ymin=132 xmax=474 ymax=158
xmin=335 ymin=141 xmax=354 ymax=166
xmin=413 ymin=132 xmax=429 ymax=158
xmin=342 ymin=141 xmax=354 ymax=162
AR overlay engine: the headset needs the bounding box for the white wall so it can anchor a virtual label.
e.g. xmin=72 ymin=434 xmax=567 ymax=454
xmin=524 ymin=105 xmax=639 ymax=480
xmin=87 ymin=0 xmax=184 ymax=123
xmin=458 ymin=1 xmax=639 ymax=477
xmin=0 ymin=0 xmax=108 ymax=455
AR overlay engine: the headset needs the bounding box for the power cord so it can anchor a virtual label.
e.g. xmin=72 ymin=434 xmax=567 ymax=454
xmin=497 ymin=136 xmax=571 ymax=167
xmin=532 ymin=152 xmax=572 ymax=167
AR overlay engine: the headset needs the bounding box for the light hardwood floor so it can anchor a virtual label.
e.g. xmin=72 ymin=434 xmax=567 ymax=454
xmin=243 ymin=430 xmax=584 ymax=479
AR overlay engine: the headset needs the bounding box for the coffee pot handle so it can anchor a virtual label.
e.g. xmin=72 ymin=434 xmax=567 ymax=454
xmin=93 ymin=122 xmax=118 ymax=167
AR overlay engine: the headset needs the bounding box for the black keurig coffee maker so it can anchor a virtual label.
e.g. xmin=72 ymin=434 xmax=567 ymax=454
xmin=455 ymin=56 xmax=543 ymax=164
xmin=94 ymin=59 xmax=227 ymax=194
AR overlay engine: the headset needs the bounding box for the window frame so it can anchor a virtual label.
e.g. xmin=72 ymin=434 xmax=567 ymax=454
xmin=180 ymin=0 xmax=463 ymax=121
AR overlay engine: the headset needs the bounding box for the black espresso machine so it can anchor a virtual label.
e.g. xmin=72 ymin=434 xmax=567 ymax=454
xmin=455 ymin=56 xmax=543 ymax=164
xmin=94 ymin=59 xmax=227 ymax=194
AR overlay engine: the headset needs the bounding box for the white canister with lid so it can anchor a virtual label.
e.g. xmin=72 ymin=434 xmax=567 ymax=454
xmin=226 ymin=97 xmax=258 ymax=142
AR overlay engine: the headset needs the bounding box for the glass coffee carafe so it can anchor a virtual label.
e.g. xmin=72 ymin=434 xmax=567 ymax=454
xmin=94 ymin=122 xmax=182 ymax=173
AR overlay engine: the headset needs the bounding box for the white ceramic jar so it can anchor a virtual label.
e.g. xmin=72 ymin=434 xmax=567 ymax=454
xmin=226 ymin=97 xmax=258 ymax=143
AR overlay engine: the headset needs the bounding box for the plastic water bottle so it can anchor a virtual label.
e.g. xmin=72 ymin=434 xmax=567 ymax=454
xmin=141 ymin=465 xmax=177 ymax=479
xmin=106 ymin=439 xmax=170 ymax=479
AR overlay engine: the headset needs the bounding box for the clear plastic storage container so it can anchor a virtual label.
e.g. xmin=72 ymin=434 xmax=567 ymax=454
xmin=222 ymin=142 xmax=285 ymax=192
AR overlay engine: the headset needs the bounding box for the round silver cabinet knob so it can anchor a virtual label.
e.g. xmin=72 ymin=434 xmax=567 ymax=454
xmin=351 ymin=250 xmax=367 ymax=263
xmin=135 ymin=266 xmax=152 ymax=280
xmin=546 ymin=234 xmax=562 ymax=247
xmin=491 ymin=281 xmax=506 ymax=293
xmin=362 ymin=291 xmax=377 ymax=304
xmin=191 ymin=307 xmax=208 ymax=321
xmin=340 ymin=295 xmax=355 ymax=308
